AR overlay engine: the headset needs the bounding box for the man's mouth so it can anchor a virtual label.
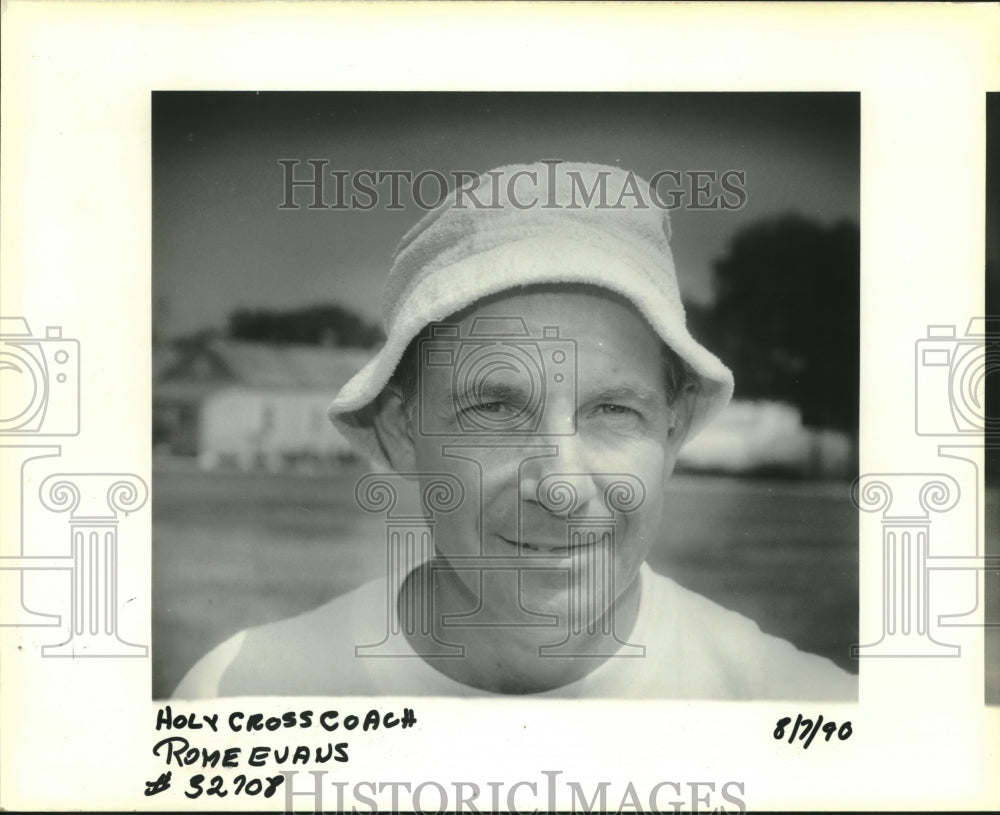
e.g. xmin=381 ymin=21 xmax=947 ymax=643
xmin=497 ymin=535 xmax=587 ymax=555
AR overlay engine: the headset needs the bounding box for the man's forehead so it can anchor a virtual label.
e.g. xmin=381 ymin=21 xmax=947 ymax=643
xmin=417 ymin=291 xmax=670 ymax=397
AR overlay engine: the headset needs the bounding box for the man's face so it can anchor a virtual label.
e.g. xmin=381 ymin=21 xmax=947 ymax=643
xmin=386 ymin=286 xmax=692 ymax=627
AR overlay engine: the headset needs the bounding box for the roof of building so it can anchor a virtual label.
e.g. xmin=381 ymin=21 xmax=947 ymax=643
xmin=157 ymin=339 xmax=376 ymax=392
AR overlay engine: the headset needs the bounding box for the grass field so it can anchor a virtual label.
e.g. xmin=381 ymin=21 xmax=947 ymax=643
xmin=152 ymin=458 xmax=863 ymax=699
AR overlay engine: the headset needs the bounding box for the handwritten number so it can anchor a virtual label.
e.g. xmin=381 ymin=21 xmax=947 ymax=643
xmin=774 ymin=717 xmax=791 ymax=739
xmin=185 ymin=774 xmax=204 ymax=799
xmin=774 ymin=716 xmax=853 ymax=748
xmin=789 ymin=713 xmax=803 ymax=744
xmin=803 ymin=715 xmax=822 ymax=749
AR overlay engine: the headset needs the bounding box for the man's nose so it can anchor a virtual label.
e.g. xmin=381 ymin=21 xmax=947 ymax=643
xmin=518 ymin=435 xmax=602 ymax=517
xmin=532 ymin=395 xmax=576 ymax=437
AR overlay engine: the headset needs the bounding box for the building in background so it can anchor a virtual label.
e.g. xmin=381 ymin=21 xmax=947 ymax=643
xmin=678 ymin=399 xmax=855 ymax=479
xmin=154 ymin=340 xmax=373 ymax=470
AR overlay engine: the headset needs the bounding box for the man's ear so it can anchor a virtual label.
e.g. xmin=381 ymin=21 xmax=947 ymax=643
xmin=666 ymin=382 xmax=699 ymax=451
xmin=372 ymin=387 xmax=417 ymax=472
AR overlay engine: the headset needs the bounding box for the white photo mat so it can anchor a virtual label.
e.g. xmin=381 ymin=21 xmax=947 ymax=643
xmin=1 ymin=2 xmax=998 ymax=811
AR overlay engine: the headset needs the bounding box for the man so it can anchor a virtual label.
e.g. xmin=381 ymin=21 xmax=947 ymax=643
xmin=174 ymin=161 xmax=856 ymax=699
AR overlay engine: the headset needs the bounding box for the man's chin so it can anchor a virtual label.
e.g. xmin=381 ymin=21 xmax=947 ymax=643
xmin=519 ymin=569 xmax=621 ymax=617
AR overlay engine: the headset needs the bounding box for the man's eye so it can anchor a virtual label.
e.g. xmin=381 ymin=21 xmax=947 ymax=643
xmin=462 ymin=401 xmax=508 ymax=415
xmin=598 ymin=403 xmax=638 ymax=417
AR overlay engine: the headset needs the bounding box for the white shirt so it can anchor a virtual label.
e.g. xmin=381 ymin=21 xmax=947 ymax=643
xmin=173 ymin=563 xmax=857 ymax=700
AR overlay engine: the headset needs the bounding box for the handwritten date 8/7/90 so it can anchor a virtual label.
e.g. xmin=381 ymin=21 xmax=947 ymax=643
xmin=774 ymin=715 xmax=852 ymax=749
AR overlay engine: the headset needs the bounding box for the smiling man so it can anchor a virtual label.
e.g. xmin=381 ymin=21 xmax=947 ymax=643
xmin=174 ymin=161 xmax=856 ymax=699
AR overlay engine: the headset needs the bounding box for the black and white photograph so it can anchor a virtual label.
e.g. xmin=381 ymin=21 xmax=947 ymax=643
xmin=986 ymin=90 xmax=999 ymax=706
xmin=152 ymin=92 xmax=860 ymax=701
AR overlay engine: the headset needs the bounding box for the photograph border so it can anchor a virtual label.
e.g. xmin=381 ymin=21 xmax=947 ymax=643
xmin=1 ymin=3 xmax=998 ymax=812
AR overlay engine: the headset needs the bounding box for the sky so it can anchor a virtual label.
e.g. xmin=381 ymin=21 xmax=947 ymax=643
xmin=152 ymin=92 xmax=860 ymax=341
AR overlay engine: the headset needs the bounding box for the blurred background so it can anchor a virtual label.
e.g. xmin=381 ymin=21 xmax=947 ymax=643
xmin=152 ymin=92 xmax=861 ymax=699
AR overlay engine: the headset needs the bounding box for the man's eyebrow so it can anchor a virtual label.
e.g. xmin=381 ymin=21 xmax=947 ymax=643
xmin=436 ymin=382 xmax=665 ymax=409
xmin=444 ymin=381 xmax=532 ymax=405
xmin=587 ymin=384 xmax=664 ymax=405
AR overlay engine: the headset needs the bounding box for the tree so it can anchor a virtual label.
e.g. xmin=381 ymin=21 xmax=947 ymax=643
xmin=226 ymin=304 xmax=384 ymax=348
xmin=695 ymin=215 xmax=860 ymax=432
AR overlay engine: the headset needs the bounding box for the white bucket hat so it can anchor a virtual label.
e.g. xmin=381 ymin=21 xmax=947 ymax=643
xmin=329 ymin=161 xmax=734 ymax=468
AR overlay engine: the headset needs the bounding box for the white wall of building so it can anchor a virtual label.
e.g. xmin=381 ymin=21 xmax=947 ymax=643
xmin=197 ymin=386 xmax=353 ymax=470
